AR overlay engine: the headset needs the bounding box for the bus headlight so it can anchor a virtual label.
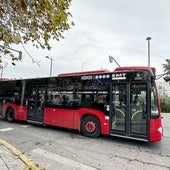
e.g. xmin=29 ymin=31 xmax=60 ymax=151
xmin=158 ymin=127 xmax=163 ymax=135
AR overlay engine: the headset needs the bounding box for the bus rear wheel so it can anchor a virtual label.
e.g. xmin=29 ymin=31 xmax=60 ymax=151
xmin=6 ymin=108 xmax=15 ymax=122
xmin=81 ymin=116 xmax=100 ymax=138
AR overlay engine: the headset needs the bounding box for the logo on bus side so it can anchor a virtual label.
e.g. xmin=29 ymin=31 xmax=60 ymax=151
xmin=81 ymin=75 xmax=93 ymax=80
xmin=134 ymin=73 xmax=143 ymax=80
xmin=95 ymin=74 xmax=110 ymax=79
xmin=81 ymin=74 xmax=110 ymax=80
xmin=112 ymin=73 xmax=126 ymax=80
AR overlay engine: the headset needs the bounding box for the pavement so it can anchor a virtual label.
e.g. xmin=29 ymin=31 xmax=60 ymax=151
xmin=0 ymin=138 xmax=40 ymax=170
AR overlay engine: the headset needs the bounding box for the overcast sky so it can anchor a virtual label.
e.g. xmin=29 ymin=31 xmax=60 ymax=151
xmin=2 ymin=0 xmax=170 ymax=79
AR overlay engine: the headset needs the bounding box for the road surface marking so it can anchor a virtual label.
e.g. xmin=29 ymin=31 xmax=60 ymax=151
xmin=20 ymin=125 xmax=30 ymax=128
xmin=32 ymin=148 xmax=97 ymax=170
xmin=0 ymin=128 xmax=14 ymax=132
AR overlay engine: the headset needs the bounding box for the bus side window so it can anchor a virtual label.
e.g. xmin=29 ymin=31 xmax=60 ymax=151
xmin=81 ymin=95 xmax=92 ymax=107
xmin=96 ymin=95 xmax=106 ymax=104
xmin=61 ymin=95 xmax=68 ymax=105
xmin=52 ymin=94 xmax=62 ymax=105
xmin=68 ymin=95 xmax=80 ymax=106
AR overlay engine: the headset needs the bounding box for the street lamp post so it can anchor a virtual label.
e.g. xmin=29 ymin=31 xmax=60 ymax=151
xmin=45 ymin=56 xmax=53 ymax=77
xmin=109 ymin=55 xmax=121 ymax=67
xmin=146 ymin=37 xmax=151 ymax=67
xmin=0 ymin=66 xmax=3 ymax=78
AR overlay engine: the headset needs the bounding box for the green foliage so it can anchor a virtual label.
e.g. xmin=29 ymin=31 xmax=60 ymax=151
xmin=0 ymin=0 xmax=73 ymax=64
xmin=162 ymin=59 xmax=170 ymax=74
xmin=160 ymin=96 xmax=170 ymax=113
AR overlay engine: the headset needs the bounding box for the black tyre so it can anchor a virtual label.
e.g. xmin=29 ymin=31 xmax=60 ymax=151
xmin=6 ymin=108 xmax=15 ymax=122
xmin=81 ymin=116 xmax=100 ymax=138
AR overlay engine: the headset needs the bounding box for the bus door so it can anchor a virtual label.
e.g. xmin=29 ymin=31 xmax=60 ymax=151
xmin=129 ymin=84 xmax=148 ymax=139
xmin=27 ymin=86 xmax=46 ymax=123
xmin=111 ymin=83 xmax=148 ymax=141
xmin=111 ymin=84 xmax=126 ymax=134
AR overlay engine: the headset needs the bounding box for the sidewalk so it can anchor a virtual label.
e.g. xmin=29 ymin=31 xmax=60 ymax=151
xmin=0 ymin=139 xmax=40 ymax=170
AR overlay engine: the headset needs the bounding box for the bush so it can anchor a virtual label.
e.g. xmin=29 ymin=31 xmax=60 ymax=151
xmin=160 ymin=96 xmax=170 ymax=113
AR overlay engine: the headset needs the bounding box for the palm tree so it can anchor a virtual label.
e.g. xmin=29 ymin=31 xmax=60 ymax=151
xmin=162 ymin=59 xmax=170 ymax=82
xmin=162 ymin=59 xmax=170 ymax=74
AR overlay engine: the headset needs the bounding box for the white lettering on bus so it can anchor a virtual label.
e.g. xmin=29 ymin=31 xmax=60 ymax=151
xmin=95 ymin=74 xmax=110 ymax=79
xmin=81 ymin=75 xmax=93 ymax=80
xmin=112 ymin=73 xmax=126 ymax=80
xmin=134 ymin=73 xmax=143 ymax=80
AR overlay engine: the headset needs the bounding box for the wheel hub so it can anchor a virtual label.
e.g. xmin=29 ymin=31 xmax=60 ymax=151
xmin=85 ymin=121 xmax=96 ymax=133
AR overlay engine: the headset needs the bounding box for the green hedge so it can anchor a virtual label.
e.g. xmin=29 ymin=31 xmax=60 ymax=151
xmin=160 ymin=96 xmax=170 ymax=113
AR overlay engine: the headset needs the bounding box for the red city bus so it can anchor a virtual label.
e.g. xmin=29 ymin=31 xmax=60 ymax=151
xmin=0 ymin=66 xmax=163 ymax=142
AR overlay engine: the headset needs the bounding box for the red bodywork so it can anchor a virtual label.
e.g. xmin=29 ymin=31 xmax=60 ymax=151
xmin=43 ymin=107 xmax=109 ymax=134
xmin=2 ymin=103 xmax=109 ymax=135
xmin=58 ymin=69 xmax=110 ymax=77
xmin=2 ymin=102 xmax=163 ymax=141
xmin=114 ymin=66 xmax=154 ymax=74
xmin=150 ymin=118 xmax=163 ymax=142
xmin=2 ymin=102 xmax=27 ymax=121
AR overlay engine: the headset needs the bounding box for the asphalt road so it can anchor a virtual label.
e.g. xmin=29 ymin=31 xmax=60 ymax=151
xmin=0 ymin=113 xmax=170 ymax=170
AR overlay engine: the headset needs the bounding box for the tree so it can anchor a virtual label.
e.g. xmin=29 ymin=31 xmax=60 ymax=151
xmin=162 ymin=59 xmax=170 ymax=74
xmin=0 ymin=0 xmax=73 ymax=65
xmin=160 ymin=96 xmax=170 ymax=113
xmin=162 ymin=59 xmax=170 ymax=82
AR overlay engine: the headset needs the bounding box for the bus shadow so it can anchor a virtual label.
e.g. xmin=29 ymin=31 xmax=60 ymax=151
xmin=39 ymin=123 xmax=161 ymax=149
xmin=99 ymin=134 xmax=161 ymax=149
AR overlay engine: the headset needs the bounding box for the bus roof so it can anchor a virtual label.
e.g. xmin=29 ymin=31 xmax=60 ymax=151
xmin=0 ymin=67 xmax=155 ymax=81
xmin=0 ymin=78 xmax=9 ymax=81
xmin=58 ymin=69 xmax=110 ymax=77
xmin=114 ymin=66 xmax=155 ymax=75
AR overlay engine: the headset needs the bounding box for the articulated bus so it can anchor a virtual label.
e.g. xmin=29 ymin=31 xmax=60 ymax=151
xmin=0 ymin=66 xmax=163 ymax=142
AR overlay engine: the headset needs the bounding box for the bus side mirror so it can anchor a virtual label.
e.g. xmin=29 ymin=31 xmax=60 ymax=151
xmin=151 ymin=67 xmax=156 ymax=83
xmin=151 ymin=76 xmax=155 ymax=84
xmin=164 ymin=76 xmax=170 ymax=82
xmin=151 ymin=67 xmax=156 ymax=76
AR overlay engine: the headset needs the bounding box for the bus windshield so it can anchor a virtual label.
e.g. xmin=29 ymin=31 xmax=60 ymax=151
xmin=151 ymin=86 xmax=159 ymax=117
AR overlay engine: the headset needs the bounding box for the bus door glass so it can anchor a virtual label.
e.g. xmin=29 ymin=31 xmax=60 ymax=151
xmin=111 ymin=83 xmax=148 ymax=139
xmin=111 ymin=84 xmax=126 ymax=132
xmin=27 ymin=86 xmax=46 ymax=122
xmin=130 ymin=84 xmax=147 ymax=135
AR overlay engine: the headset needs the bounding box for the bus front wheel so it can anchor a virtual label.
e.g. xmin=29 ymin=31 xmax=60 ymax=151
xmin=6 ymin=108 xmax=15 ymax=122
xmin=81 ymin=116 xmax=100 ymax=138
